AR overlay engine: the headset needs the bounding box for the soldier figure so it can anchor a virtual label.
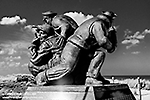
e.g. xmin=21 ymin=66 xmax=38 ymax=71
xmin=35 ymin=11 xmax=117 ymax=86
xmin=28 ymin=11 xmax=78 ymax=77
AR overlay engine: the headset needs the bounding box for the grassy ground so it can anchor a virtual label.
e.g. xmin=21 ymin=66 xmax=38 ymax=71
xmin=0 ymin=74 xmax=36 ymax=100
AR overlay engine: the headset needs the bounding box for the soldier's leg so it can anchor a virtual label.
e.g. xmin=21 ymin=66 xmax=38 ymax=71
xmin=86 ymin=50 xmax=110 ymax=84
xmin=28 ymin=62 xmax=49 ymax=77
xmin=46 ymin=42 xmax=80 ymax=80
xmin=28 ymin=62 xmax=40 ymax=77
xmin=35 ymin=42 xmax=81 ymax=85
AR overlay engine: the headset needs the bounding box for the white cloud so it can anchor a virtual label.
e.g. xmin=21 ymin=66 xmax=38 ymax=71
xmin=21 ymin=63 xmax=28 ymax=67
xmin=144 ymin=29 xmax=150 ymax=34
xmin=8 ymin=48 xmax=17 ymax=55
xmin=0 ymin=15 xmax=26 ymax=25
xmin=0 ymin=41 xmax=30 ymax=55
xmin=23 ymin=25 xmax=38 ymax=38
xmin=5 ymin=56 xmax=21 ymax=62
xmin=7 ymin=62 xmax=20 ymax=67
xmin=0 ymin=41 xmax=30 ymax=68
xmin=131 ymin=51 xmax=140 ymax=54
xmin=0 ymin=41 xmax=30 ymax=69
xmin=0 ymin=49 xmax=5 ymax=55
xmin=64 ymin=12 xmax=93 ymax=25
xmin=0 ymin=61 xmax=5 ymax=67
xmin=0 ymin=75 xmax=17 ymax=81
xmin=126 ymin=44 xmax=137 ymax=49
xmin=0 ymin=56 xmax=23 ymax=68
xmin=0 ymin=46 xmax=17 ymax=55
xmin=122 ymin=29 xmax=150 ymax=49
xmin=121 ymin=39 xmax=139 ymax=45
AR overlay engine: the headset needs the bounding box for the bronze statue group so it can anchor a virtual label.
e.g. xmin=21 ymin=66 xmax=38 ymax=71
xmin=28 ymin=11 xmax=118 ymax=86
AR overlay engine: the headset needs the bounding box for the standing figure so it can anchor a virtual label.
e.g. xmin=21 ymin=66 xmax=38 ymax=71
xmin=86 ymin=25 xmax=117 ymax=85
xmin=28 ymin=11 xmax=78 ymax=77
xmin=35 ymin=11 xmax=117 ymax=85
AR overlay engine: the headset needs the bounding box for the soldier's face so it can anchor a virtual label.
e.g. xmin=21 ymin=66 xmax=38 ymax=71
xmin=40 ymin=31 xmax=48 ymax=39
xmin=47 ymin=18 xmax=52 ymax=24
xmin=43 ymin=16 xmax=52 ymax=24
xmin=43 ymin=16 xmax=48 ymax=22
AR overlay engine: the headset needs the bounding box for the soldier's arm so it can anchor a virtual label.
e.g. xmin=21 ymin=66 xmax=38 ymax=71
xmin=92 ymin=22 xmax=113 ymax=53
xmin=102 ymin=26 xmax=117 ymax=53
xmin=32 ymin=38 xmax=41 ymax=45
xmin=28 ymin=37 xmax=40 ymax=52
xmin=55 ymin=22 xmax=69 ymax=38
xmin=28 ymin=45 xmax=37 ymax=57
xmin=52 ymin=17 xmax=69 ymax=38
xmin=60 ymin=23 xmax=69 ymax=38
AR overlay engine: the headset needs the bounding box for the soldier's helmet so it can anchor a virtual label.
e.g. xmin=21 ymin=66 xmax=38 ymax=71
xmin=42 ymin=11 xmax=57 ymax=22
xmin=101 ymin=11 xmax=117 ymax=20
xmin=42 ymin=11 xmax=57 ymax=17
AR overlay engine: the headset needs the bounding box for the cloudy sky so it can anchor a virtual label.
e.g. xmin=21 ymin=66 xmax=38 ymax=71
xmin=0 ymin=0 xmax=150 ymax=76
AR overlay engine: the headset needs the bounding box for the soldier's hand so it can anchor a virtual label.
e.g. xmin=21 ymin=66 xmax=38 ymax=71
xmin=35 ymin=71 xmax=47 ymax=86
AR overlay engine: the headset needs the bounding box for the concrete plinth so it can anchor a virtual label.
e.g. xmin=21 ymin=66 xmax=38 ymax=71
xmin=22 ymin=84 xmax=136 ymax=100
xmin=22 ymin=85 xmax=94 ymax=100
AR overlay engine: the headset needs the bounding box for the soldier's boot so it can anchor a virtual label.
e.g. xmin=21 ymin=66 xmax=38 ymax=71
xmin=85 ymin=75 xmax=110 ymax=85
xmin=96 ymin=73 xmax=110 ymax=84
xmin=86 ymin=51 xmax=110 ymax=85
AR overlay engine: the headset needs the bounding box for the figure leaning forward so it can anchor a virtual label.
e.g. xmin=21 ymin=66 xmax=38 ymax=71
xmin=35 ymin=11 xmax=118 ymax=86
xmin=28 ymin=11 xmax=78 ymax=77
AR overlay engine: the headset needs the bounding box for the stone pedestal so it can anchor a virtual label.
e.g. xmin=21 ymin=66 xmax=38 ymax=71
xmin=22 ymin=85 xmax=94 ymax=100
xmin=22 ymin=84 xmax=136 ymax=100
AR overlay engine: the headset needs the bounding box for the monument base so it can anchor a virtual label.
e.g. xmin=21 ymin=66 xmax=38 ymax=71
xmin=22 ymin=83 xmax=136 ymax=100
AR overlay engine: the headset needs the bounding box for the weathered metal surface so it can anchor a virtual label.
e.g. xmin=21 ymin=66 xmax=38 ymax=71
xmin=93 ymin=83 xmax=136 ymax=100
xmin=22 ymin=84 xmax=136 ymax=100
